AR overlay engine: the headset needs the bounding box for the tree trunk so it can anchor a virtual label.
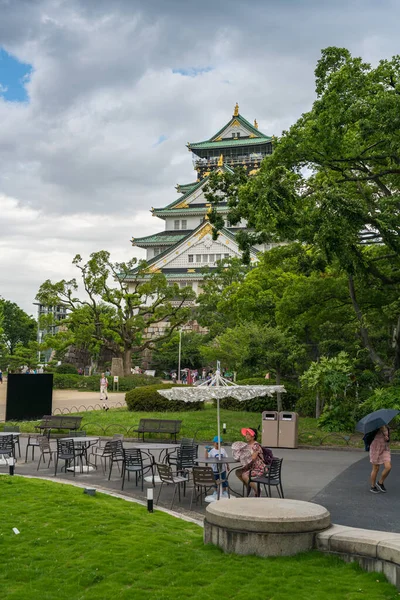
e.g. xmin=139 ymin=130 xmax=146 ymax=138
xmin=276 ymin=369 xmax=283 ymax=412
xmin=316 ymin=391 xmax=321 ymax=419
xmin=392 ymin=314 xmax=400 ymax=375
xmin=123 ymin=347 xmax=132 ymax=377
xmin=348 ymin=275 xmax=387 ymax=375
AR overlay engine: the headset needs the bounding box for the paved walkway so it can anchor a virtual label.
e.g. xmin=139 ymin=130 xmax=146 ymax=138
xmin=6 ymin=436 xmax=395 ymax=526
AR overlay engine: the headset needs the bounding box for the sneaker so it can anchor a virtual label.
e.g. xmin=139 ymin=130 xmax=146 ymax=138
xmin=376 ymin=482 xmax=387 ymax=493
xmin=222 ymin=491 xmax=229 ymax=499
xmin=212 ymin=491 xmax=218 ymax=498
xmin=370 ymin=486 xmax=380 ymax=494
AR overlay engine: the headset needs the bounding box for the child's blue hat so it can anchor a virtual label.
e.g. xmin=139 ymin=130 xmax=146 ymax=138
xmin=213 ymin=436 xmax=223 ymax=443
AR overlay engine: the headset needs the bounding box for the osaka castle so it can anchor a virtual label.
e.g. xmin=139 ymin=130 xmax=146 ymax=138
xmin=128 ymin=104 xmax=273 ymax=295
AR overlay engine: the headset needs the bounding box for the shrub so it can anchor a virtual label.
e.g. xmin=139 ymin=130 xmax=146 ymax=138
xmin=236 ymin=378 xmax=271 ymax=385
xmin=125 ymin=384 xmax=204 ymax=412
xmin=358 ymin=386 xmax=400 ymax=439
xmin=53 ymin=374 xmax=162 ymax=391
xmin=216 ymin=397 xmax=277 ymax=412
xmin=56 ymin=363 xmax=78 ymax=374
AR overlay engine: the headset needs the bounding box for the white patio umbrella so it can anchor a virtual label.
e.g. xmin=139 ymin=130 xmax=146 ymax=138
xmin=158 ymin=369 xmax=285 ymax=453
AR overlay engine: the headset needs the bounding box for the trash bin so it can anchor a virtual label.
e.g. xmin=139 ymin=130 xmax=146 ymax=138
xmin=261 ymin=411 xmax=279 ymax=448
xmin=278 ymin=412 xmax=299 ymax=448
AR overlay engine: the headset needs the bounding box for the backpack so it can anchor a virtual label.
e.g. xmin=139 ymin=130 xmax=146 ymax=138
xmin=261 ymin=446 xmax=274 ymax=466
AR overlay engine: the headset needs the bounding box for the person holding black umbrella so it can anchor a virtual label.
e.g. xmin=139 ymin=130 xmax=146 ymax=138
xmin=368 ymin=426 xmax=391 ymax=493
xmin=356 ymin=408 xmax=398 ymax=494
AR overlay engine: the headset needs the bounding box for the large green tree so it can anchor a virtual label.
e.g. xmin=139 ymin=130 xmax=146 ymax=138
xmin=206 ymin=47 xmax=400 ymax=380
xmin=36 ymin=251 xmax=195 ymax=376
xmin=0 ymin=299 xmax=37 ymax=354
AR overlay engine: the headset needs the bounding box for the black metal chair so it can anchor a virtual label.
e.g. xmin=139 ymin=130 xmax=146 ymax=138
xmin=54 ymin=439 xmax=85 ymax=477
xmin=121 ymin=449 xmax=147 ymax=491
xmin=156 ymin=463 xmax=188 ymax=509
xmin=90 ymin=440 xmax=114 ymax=475
xmin=37 ymin=436 xmax=55 ymax=470
xmin=249 ymin=457 xmax=284 ymax=498
xmin=169 ymin=446 xmax=197 ymax=478
xmin=0 ymin=435 xmax=14 ymax=464
xmin=3 ymin=426 xmax=21 ymax=458
xmin=190 ymin=466 xmax=218 ymax=509
xmin=108 ymin=439 xmax=124 ymax=480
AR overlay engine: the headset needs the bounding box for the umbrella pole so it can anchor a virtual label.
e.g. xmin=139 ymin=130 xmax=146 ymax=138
xmin=217 ymin=398 xmax=221 ymax=455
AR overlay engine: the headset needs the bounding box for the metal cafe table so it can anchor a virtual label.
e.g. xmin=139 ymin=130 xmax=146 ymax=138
xmin=195 ymin=456 xmax=240 ymax=499
xmin=130 ymin=443 xmax=180 ymax=485
xmin=61 ymin=436 xmax=100 ymax=473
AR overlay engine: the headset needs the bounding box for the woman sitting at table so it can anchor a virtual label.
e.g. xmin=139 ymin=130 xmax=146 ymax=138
xmin=233 ymin=428 xmax=266 ymax=497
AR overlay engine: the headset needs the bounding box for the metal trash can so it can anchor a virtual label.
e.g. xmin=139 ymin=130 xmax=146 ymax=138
xmin=261 ymin=411 xmax=279 ymax=448
xmin=278 ymin=412 xmax=299 ymax=448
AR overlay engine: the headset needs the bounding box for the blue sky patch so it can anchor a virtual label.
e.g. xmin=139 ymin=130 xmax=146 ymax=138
xmin=172 ymin=66 xmax=213 ymax=78
xmin=153 ymin=134 xmax=168 ymax=147
xmin=0 ymin=48 xmax=32 ymax=102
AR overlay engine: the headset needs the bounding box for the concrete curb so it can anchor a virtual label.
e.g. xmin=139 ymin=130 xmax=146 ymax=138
xmin=316 ymin=524 xmax=400 ymax=589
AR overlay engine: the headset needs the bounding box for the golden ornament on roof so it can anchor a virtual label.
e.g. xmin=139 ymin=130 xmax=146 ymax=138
xmin=233 ymin=102 xmax=239 ymax=116
xmin=217 ymin=154 xmax=224 ymax=166
xmin=254 ymin=119 xmax=258 ymax=129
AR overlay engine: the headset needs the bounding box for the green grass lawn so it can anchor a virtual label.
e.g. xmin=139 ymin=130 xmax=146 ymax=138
xmin=0 ymin=477 xmax=397 ymax=600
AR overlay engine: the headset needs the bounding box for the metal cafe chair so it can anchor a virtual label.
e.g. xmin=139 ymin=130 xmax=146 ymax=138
xmin=156 ymin=463 xmax=188 ymax=510
xmin=0 ymin=435 xmax=14 ymax=463
xmin=3 ymin=426 xmax=21 ymax=458
xmin=190 ymin=466 xmax=219 ymax=510
xmin=121 ymin=449 xmax=147 ymax=491
xmin=54 ymin=438 xmax=85 ymax=477
xmin=37 ymin=436 xmax=55 ymax=470
xmin=248 ymin=457 xmax=284 ymax=498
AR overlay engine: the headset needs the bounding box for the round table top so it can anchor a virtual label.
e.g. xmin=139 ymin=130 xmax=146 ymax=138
xmin=63 ymin=436 xmax=99 ymax=443
xmin=0 ymin=432 xmax=20 ymax=437
xmin=196 ymin=456 xmax=239 ymax=464
xmin=130 ymin=443 xmax=180 ymax=451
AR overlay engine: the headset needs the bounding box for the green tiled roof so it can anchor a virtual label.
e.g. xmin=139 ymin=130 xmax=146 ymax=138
xmin=153 ymin=206 xmax=229 ymax=218
xmin=189 ymin=137 xmax=271 ymax=150
xmin=211 ymin=114 xmax=270 ymax=140
xmin=188 ymin=113 xmax=271 ymax=150
xmin=176 ymin=182 xmax=198 ymax=193
xmin=164 ymin=165 xmax=234 ymax=210
xmin=132 ymin=232 xmax=186 ymax=246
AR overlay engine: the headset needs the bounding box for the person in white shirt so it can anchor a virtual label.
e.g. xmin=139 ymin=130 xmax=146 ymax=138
xmin=100 ymin=373 xmax=109 ymax=405
xmin=205 ymin=436 xmax=229 ymax=499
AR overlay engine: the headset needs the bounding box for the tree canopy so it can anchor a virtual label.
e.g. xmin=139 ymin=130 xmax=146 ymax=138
xmin=36 ymin=251 xmax=195 ymax=376
xmin=206 ymin=47 xmax=400 ymax=381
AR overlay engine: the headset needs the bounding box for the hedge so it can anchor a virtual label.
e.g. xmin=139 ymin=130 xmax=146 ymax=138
xmin=125 ymin=384 xmax=204 ymax=412
xmin=52 ymin=374 xmax=162 ymax=391
xmin=56 ymin=364 xmax=78 ymax=374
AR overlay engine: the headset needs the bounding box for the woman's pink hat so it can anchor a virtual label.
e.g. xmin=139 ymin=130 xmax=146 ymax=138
xmin=241 ymin=427 xmax=255 ymax=437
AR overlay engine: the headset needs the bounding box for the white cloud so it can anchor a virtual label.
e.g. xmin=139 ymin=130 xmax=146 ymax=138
xmin=0 ymin=0 xmax=399 ymax=313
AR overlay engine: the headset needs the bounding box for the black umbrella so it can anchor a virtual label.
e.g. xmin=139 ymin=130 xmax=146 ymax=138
xmin=355 ymin=408 xmax=399 ymax=435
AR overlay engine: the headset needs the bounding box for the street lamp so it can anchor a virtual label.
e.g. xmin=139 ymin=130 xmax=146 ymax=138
xmin=178 ymin=328 xmax=183 ymax=383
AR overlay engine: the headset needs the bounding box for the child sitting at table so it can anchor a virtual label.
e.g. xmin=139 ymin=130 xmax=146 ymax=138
xmin=205 ymin=436 xmax=229 ymax=499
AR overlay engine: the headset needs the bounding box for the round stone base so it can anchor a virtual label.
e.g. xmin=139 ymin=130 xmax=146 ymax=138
xmin=204 ymin=498 xmax=331 ymax=557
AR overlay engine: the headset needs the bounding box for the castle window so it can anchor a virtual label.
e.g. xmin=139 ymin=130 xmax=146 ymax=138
xmin=209 ymin=254 xmax=215 ymax=263
xmin=196 ymin=254 xmax=201 ymax=262
xmin=224 ymin=253 xmax=230 ymax=259
xmin=216 ymin=254 xmax=221 ymax=261
xmin=174 ymin=220 xmax=180 ymax=230
xmin=181 ymin=219 xmax=187 ymax=230
xmin=188 ymin=255 xmax=194 ymax=263
xmin=202 ymin=254 xmax=208 ymax=263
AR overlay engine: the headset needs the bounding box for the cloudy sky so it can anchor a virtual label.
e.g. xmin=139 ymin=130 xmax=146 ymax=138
xmin=0 ymin=0 xmax=399 ymax=315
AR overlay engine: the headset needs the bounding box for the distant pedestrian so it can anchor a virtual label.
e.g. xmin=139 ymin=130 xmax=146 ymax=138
xmin=0 ymin=369 xmax=2 ymax=383
xmin=368 ymin=426 xmax=392 ymax=493
xmin=100 ymin=373 xmax=109 ymax=404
